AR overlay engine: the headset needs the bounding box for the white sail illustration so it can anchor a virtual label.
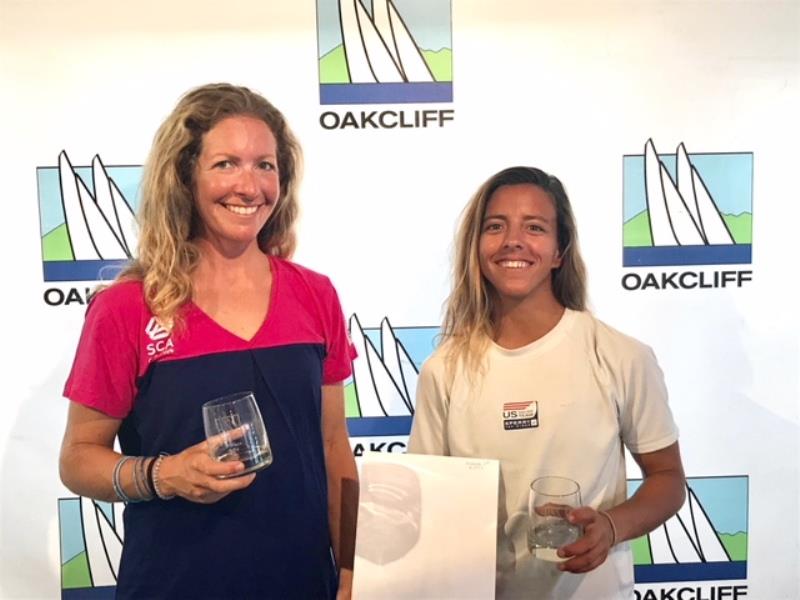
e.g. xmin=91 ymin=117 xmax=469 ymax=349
xmin=349 ymin=315 xmax=413 ymax=417
xmin=58 ymin=151 xmax=133 ymax=260
xmin=647 ymin=520 xmax=679 ymax=564
xmin=379 ymin=318 xmax=419 ymax=412
xmin=643 ymin=140 xmax=736 ymax=247
xmin=664 ymin=497 xmax=706 ymax=562
xmin=686 ymin=487 xmax=731 ymax=561
xmin=339 ymin=0 xmax=434 ymax=83
xmin=644 ymin=140 xmax=703 ymax=245
xmin=93 ymin=155 xmax=137 ymax=255
xmin=676 ymin=144 xmax=735 ymax=245
xmin=646 ymin=483 xmax=731 ymax=564
xmin=80 ymin=497 xmax=122 ymax=585
xmin=373 ymin=0 xmax=434 ymax=82
xmin=340 ymin=0 xmax=403 ymax=82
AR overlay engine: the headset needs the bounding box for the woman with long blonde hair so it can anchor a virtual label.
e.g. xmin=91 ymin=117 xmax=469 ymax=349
xmin=409 ymin=166 xmax=685 ymax=599
xmin=59 ymin=83 xmax=357 ymax=599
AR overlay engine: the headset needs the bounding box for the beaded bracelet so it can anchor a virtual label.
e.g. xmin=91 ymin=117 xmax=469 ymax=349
xmin=152 ymin=453 xmax=176 ymax=500
xmin=599 ymin=510 xmax=618 ymax=547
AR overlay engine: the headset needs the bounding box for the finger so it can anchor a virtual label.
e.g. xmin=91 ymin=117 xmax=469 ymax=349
xmin=559 ymin=540 xmax=608 ymax=573
xmin=204 ymin=472 xmax=257 ymax=494
xmin=205 ymin=425 xmax=251 ymax=454
xmin=203 ymin=456 xmax=249 ymax=478
xmin=567 ymin=506 xmax=596 ymax=526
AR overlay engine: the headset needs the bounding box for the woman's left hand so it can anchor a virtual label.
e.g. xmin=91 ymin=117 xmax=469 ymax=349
xmin=555 ymin=507 xmax=616 ymax=573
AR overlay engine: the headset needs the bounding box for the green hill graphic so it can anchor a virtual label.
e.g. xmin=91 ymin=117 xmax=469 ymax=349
xmin=623 ymin=210 xmax=752 ymax=247
xmin=319 ymin=45 xmax=452 ymax=83
xmin=42 ymin=223 xmax=74 ymax=261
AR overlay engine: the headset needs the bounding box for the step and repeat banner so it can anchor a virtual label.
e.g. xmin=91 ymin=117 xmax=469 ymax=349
xmin=2 ymin=1 xmax=798 ymax=598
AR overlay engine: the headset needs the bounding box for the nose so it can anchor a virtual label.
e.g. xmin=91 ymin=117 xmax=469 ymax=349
xmin=502 ymin=228 xmax=523 ymax=249
xmin=233 ymin=168 xmax=258 ymax=199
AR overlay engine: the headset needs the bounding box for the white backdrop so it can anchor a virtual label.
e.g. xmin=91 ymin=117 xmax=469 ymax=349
xmin=2 ymin=1 xmax=798 ymax=598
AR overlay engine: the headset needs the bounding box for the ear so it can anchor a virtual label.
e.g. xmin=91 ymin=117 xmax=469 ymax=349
xmin=553 ymin=248 xmax=563 ymax=269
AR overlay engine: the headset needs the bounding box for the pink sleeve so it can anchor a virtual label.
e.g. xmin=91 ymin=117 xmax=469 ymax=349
xmin=62 ymin=287 xmax=140 ymax=419
xmin=321 ymin=280 xmax=357 ymax=385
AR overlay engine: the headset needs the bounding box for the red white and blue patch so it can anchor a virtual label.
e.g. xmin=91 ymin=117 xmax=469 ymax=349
xmin=502 ymin=401 xmax=539 ymax=431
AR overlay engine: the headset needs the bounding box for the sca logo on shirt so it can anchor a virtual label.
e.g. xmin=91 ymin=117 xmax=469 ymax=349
xmin=621 ymin=140 xmax=753 ymax=291
xmin=38 ymin=151 xmax=141 ymax=304
xmin=316 ymin=0 xmax=454 ymax=129
xmin=145 ymin=316 xmax=174 ymax=359
xmin=345 ymin=314 xmax=437 ymax=456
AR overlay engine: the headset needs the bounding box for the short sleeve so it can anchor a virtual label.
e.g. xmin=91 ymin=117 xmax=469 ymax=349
xmin=407 ymin=352 xmax=451 ymax=456
xmin=619 ymin=344 xmax=679 ymax=454
xmin=320 ymin=279 xmax=357 ymax=385
xmin=62 ymin=285 xmax=141 ymax=419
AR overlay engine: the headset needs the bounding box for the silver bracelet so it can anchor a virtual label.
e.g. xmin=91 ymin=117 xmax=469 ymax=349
xmin=112 ymin=455 xmax=135 ymax=503
xmin=132 ymin=456 xmax=155 ymax=501
xmin=152 ymin=453 xmax=175 ymax=500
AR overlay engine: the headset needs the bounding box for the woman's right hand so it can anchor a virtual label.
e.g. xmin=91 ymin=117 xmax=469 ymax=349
xmin=156 ymin=438 xmax=256 ymax=504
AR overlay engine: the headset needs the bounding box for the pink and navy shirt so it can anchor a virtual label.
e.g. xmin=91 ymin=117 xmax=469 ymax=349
xmin=64 ymin=257 xmax=355 ymax=599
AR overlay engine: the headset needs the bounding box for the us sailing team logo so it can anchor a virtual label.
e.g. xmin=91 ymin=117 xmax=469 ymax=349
xmin=38 ymin=152 xmax=140 ymax=282
xmin=623 ymin=140 xmax=753 ymax=267
xmin=316 ymin=0 xmax=453 ymax=104
xmin=502 ymin=401 xmax=538 ymax=430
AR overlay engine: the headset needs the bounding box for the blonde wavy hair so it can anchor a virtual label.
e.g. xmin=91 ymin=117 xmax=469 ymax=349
xmin=117 ymin=83 xmax=302 ymax=329
xmin=441 ymin=166 xmax=587 ymax=373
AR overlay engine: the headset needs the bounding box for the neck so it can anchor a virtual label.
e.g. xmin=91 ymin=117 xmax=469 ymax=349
xmin=194 ymin=239 xmax=270 ymax=290
xmin=491 ymin=292 xmax=566 ymax=349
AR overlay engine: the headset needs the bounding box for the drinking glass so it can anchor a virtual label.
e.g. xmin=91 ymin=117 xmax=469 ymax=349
xmin=202 ymin=391 xmax=272 ymax=477
xmin=528 ymin=476 xmax=583 ymax=561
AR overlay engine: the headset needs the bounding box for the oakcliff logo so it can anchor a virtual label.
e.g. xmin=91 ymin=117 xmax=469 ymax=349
xmin=621 ymin=140 xmax=753 ymax=291
xmin=316 ymin=0 xmax=454 ymax=129
xmin=345 ymin=315 xmax=437 ymax=455
xmin=38 ymin=152 xmax=140 ymax=306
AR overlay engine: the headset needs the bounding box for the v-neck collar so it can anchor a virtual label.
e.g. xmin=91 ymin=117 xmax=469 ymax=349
xmin=187 ymin=255 xmax=278 ymax=344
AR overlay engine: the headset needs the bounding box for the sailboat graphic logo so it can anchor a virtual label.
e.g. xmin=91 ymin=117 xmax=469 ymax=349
xmin=630 ymin=476 xmax=748 ymax=583
xmin=317 ymin=0 xmax=453 ymax=104
xmin=37 ymin=152 xmax=141 ymax=282
xmin=344 ymin=315 xmax=437 ymax=437
xmin=623 ymin=140 xmax=753 ymax=267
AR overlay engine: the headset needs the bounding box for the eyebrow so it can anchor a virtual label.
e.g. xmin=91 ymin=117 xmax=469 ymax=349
xmin=482 ymin=214 xmax=553 ymax=223
xmin=204 ymin=152 xmax=278 ymax=161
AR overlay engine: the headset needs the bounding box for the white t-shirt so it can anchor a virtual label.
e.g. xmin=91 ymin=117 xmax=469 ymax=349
xmin=408 ymin=309 xmax=679 ymax=599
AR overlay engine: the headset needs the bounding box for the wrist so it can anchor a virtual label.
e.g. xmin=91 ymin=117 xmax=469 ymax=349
xmin=152 ymin=453 xmax=176 ymax=500
xmin=598 ymin=510 xmax=618 ymax=548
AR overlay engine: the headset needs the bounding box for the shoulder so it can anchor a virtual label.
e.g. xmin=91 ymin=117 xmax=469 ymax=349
xmin=575 ymin=311 xmax=659 ymax=373
xmin=272 ymin=257 xmax=335 ymax=293
xmin=592 ymin=314 xmax=651 ymax=355
xmin=86 ymin=279 xmax=147 ymax=320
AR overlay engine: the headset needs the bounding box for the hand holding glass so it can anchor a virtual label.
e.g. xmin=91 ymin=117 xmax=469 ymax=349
xmin=528 ymin=476 xmax=583 ymax=562
xmin=202 ymin=391 xmax=272 ymax=477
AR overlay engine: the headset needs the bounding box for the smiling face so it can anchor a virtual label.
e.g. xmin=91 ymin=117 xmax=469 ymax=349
xmin=193 ymin=114 xmax=280 ymax=254
xmin=478 ymin=183 xmax=563 ymax=308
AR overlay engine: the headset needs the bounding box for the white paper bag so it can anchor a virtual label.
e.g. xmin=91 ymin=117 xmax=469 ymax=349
xmin=353 ymin=452 xmax=499 ymax=599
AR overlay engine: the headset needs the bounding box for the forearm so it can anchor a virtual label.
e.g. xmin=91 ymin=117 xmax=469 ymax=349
xmin=607 ymin=458 xmax=685 ymax=544
xmin=608 ymin=472 xmax=685 ymax=543
xmin=325 ymin=436 xmax=359 ymax=579
xmin=59 ymin=442 xmax=127 ymax=502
